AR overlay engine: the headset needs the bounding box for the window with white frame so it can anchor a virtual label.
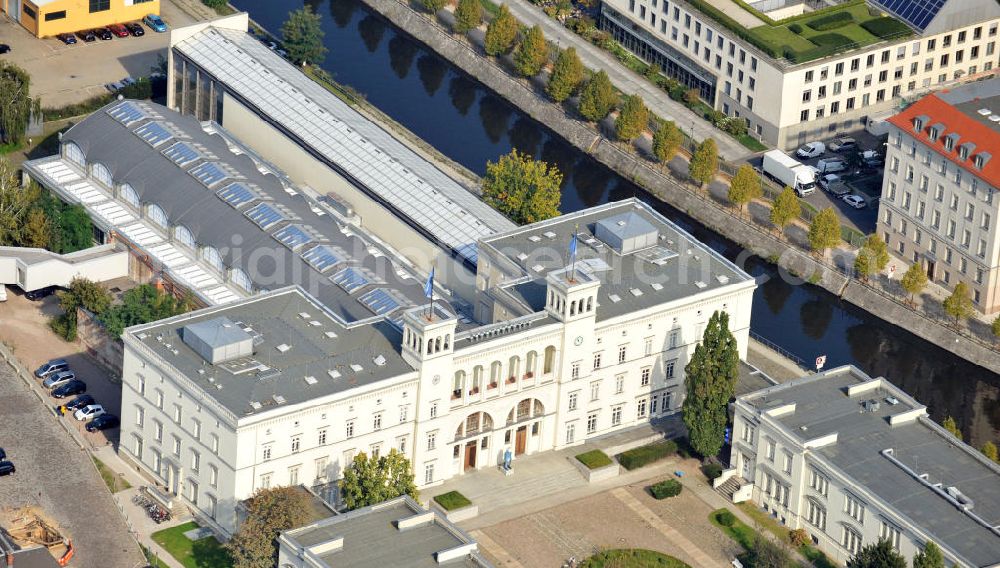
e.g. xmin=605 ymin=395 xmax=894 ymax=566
xmin=618 ymin=345 xmax=627 ymax=363
xmin=593 ymin=352 xmax=602 ymax=370
xmin=807 ymin=500 xmax=827 ymax=530
xmin=64 ymin=142 xmax=85 ymax=166
xmin=587 ymin=412 xmax=598 ymax=434
xmin=154 ymin=420 xmax=162 ymax=442
xmin=665 ymin=359 xmax=677 ymax=379
xmin=641 ymin=367 xmax=651 ymax=386
xmin=765 ymin=438 xmax=775 ymax=461
xmin=424 ymin=463 xmax=435 ymax=484
xmin=783 ymin=451 xmax=793 ymax=474
xmin=260 ymin=472 xmax=272 ymax=489
xmin=318 ymin=428 xmax=327 ymax=446
xmin=314 ymin=457 xmax=328 ymax=481
xmin=373 ymin=413 xmax=382 ymax=431
xmin=262 ymin=445 xmax=272 ymax=461
xmin=571 ymin=361 xmax=580 ymax=379
xmin=147 ymin=204 xmax=168 ymax=228
xmin=202 ymin=246 xmax=223 ymax=272
xmin=611 ymin=405 xmax=623 ymax=426
xmin=841 ymin=526 xmax=862 ymax=555
xmin=346 ymin=420 xmax=355 ymax=438
xmin=615 ymin=374 xmax=625 ymax=394
xmin=741 ymin=421 xmax=755 ymax=443
xmin=844 ymin=493 xmax=866 ymax=523
xmin=209 ymin=464 xmax=218 ymax=487
xmin=230 ymin=268 xmax=252 ymax=292
xmin=644 ymin=337 xmax=653 ymax=355
xmin=637 ymin=398 xmax=647 ymax=418
xmin=590 ymin=381 xmax=600 ymax=401
xmin=120 ymin=183 xmax=140 ymax=208
xmin=427 ymin=431 xmax=437 ymax=451
xmin=879 ymin=520 xmax=901 ymax=550
xmin=565 ymin=423 xmax=576 ymax=444
xmin=135 ymin=405 xmax=144 ymax=426
xmin=568 ymin=392 xmax=578 ymax=411
xmin=190 ymin=449 xmax=200 ymax=472
xmin=809 ymin=467 xmax=829 ymax=497
xmin=174 ymin=225 xmax=195 ymax=249
xmin=92 ymin=162 xmax=113 ymax=187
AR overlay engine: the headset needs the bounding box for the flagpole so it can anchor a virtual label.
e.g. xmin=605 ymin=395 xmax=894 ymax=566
xmin=570 ymin=223 xmax=579 ymax=283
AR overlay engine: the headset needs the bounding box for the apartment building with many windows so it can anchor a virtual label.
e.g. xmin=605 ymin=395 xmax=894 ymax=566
xmin=722 ymin=366 xmax=1000 ymax=567
xmin=877 ymin=78 xmax=1000 ymax=313
xmin=600 ymin=0 xmax=1000 ymax=150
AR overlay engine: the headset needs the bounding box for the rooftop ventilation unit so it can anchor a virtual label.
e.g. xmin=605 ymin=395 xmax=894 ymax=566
xmin=328 ymin=369 xmax=341 ymax=379
xmin=716 ymin=275 xmax=730 ymax=284
xmin=946 ymin=486 xmax=974 ymax=509
xmin=651 ymin=282 xmax=663 ymax=291
xmin=273 ymin=394 xmax=286 ymax=405
xmin=608 ymin=294 xmax=621 ymax=303
xmin=276 ymin=344 xmax=291 ymax=353
xmin=595 ymin=212 xmax=658 ymax=254
xmin=991 ymin=115 xmax=1000 ymax=122
xmin=861 ymin=399 xmax=881 ymax=413
xmin=182 ymin=317 xmax=254 ymax=364
xmin=304 ymin=376 xmax=318 ymax=385
xmin=695 ymin=281 xmax=707 ymax=289
xmin=884 ymin=396 xmax=899 ymax=405
xmin=979 ymin=108 xmax=993 ymax=116
xmin=629 ymin=288 xmax=643 ymax=297
xmin=542 ymin=231 xmax=557 ymax=239
xmin=528 ymin=235 xmax=541 ymax=243
xmin=350 ymin=364 xmax=363 ymax=372
xmin=249 ymin=401 xmax=262 ymax=410
xmin=374 ymin=354 xmax=387 ymax=366
xmin=324 ymin=331 xmax=338 ymax=339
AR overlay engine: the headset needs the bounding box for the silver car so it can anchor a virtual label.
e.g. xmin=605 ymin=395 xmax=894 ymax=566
xmin=42 ymin=370 xmax=76 ymax=389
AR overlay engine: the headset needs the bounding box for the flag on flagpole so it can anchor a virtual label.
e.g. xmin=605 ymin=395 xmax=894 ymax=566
xmin=569 ymin=226 xmax=579 ymax=281
xmin=424 ymin=267 xmax=435 ymax=298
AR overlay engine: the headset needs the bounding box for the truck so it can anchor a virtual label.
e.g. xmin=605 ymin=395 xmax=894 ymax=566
xmin=762 ymin=150 xmax=817 ymax=196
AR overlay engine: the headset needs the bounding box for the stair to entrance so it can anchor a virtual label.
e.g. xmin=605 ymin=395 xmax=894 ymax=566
xmin=716 ymin=476 xmax=744 ymax=502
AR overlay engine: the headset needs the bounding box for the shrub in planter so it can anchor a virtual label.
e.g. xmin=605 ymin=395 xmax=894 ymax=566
xmin=617 ymin=440 xmax=678 ymax=470
xmin=860 ymin=16 xmax=911 ymax=38
xmin=434 ymin=491 xmax=472 ymax=511
xmin=702 ymin=463 xmax=724 ymax=481
xmin=650 ymin=479 xmax=683 ymax=499
xmin=576 ymin=449 xmax=613 ymax=469
xmin=806 ymin=11 xmax=852 ymax=31
xmin=715 ymin=510 xmax=737 ymax=527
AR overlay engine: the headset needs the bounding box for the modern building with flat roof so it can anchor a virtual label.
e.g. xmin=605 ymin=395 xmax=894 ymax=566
xmin=1 ymin=0 xmax=161 ymax=38
xmin=601 ymin=0 xmax=1000 ymax=150
xmin=277 ymin=496 xmax=491 ymax=567
xmin=877 ymin=77 xmax=1000 ymax=313
xmin=718 ymin=365 xmax=1000 ymax=567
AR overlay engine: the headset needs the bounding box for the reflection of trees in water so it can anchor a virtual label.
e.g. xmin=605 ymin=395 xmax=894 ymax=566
xmin=759 ymin=274 xmax=793 ymax=316
xmin=607 ymin=179 xmax=639 ymax=203
xmin=980 ymin=395 xmax=1000 ymax=433
xmin=388 ymin=36 xmax=418 ymax=80
xmin=508 ymin=117 xmax=542 ymax=156
xmin=571 ymin=160 xmax=611 ymax=208
xmin=478 ymin=95 xmax=512 ymax=144
xmin=448 ymin=75 xmax=477 ymax=116
xmin=304 ymin=0 xmax=323 ymax=16
xmin=358 ymin=15 xmax=386 ymax=53
xmin=539 ymin=139 xmax=576 ymax=189
xmin=799 ymin=298 xmax=833 ymax=341
xmin=416 ymin=55 xmax=447 ymax=97
xmin=330 ymin=0 xmax=357 ymax=27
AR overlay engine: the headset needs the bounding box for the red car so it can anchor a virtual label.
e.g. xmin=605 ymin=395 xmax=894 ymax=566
xmin=107 ymin=23 xmax=129 ymax=38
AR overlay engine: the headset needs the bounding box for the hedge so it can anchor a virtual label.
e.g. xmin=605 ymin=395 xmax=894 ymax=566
xmin=785 ymin=33 xmax=854 ymax=63
xmin=715 ymin=509 xmax=737 ymax=527
xmin=617 ymin=440 xmax=677 ymax=470
xmin=806 ymin=11 xmax=853 ymax=31
xmin=433 ymin=491 xmax=472 ymax=510
xmin=650 ymin=479 xmax=683 ymax=499
xmin=860 ymin=16 xmax=912 ymax=39
xmin=576 ymin=449 xmax=614 ymax=469
xmin=788 ymin=23 xmax=803 ymax=34
xmin=702 ymin=463 xmax=724 ymax=481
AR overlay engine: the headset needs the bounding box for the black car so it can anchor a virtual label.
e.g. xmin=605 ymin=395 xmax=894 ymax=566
xmin=0 ymin=448 xmax=5 ymax=461
xmin=76 ymin=30 xmax=96 ymax=42
xmin=57 ymin=33 xmax=77 ymax=44
xmin=25 ymin=286 xmax=58 ymax=301
xmin=0 ymin=45 xmax=10 ymax=54
xmin=125 ymin=22 xmax=144 ymax=37
xmin=63 ymin=394 xmax=95 ymax=414
xmin=35 ymin=358 xmax=69 ymax=378
xmin=0 ymin=461 xmax=14 ymax=476
xmin=51 ymin=380 xmax=86 ymax=399
xmin=94 ymin=27 xmax=113 ymax=40
xmin=86 ymin=414 xmax=119 ymax=432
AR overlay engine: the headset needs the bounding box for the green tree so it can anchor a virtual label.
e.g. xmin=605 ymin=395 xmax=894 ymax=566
xmin=578 ymin=70 xmax=616 ymax=122
xmin=614 ymin=94 xmax=648 ymax=142
xmin=682 ymin=311 xmax=739 ymax=458
xmin=453 ymin=0 xmax=482 ymax=34
xmin=807 ymin=207 xmax=841 ymax=254
xmin=981 ymin=441 xmax=999 ymax=463
xmin=863 ymin=234 xmax=890 ymax=272
xmin=770 ymin=186 xmax=800 ymax=232
xmin=0 ymin=159 xmax=35 ymax=246
xmin=854 ymin=248 xmax=876 ymax=281
xmin=513 ymin=25 xmax=547 ymax=77
xmin=225 ymin=486 xmax=309 ymax=568
xmin=746 ymin=532 xmax=791 ymax=568
xmin=340 ymin=449 xmax=418 ymax=511
xmin=481 ymin=149 xmax=562 ymax=224
xmin=912 ymin=541 xmax=945 ymax=568
xmin=652 ymin=120 xmax=683 ymax=164
xmin=683 ymin=88 xmax=700 ymax=105
xmin=900 ymin=262 xmax=928 ymax=304
xmin=992 ymin=315 xmax=1000 ymax=343
xmin=20 ymin=208 xmax=49 ymax=249
xmin=943 ymin=281 xmax=974 ymax=324
xmin=728 ymin=164 xmax=762 ymax=215
xmin=0 ymin=61 xmax=40 ymax=145
xmin=281 ymin=6 xmax=327 ymax=66
xmin=99 ymin=284 xmax=191 ymax=337
xmin=846 ymin=539 xmax=906 ymax=568
xmin=484 ymin=4 xmax=518 ymax=56
xmin=689 ymin=138 xmax=718 ymax=189
xmin=942 ymin=416 xmax=963 ymax=441
xmin=55 ymin=204 xmax=93 ymax=253
xmin=50 ymin=278 xmax=113 ymax=341
xmin=423 ymin=0 xmax=447 ymax=13
xmin=546 ymin=48 xmax=584 ymax=102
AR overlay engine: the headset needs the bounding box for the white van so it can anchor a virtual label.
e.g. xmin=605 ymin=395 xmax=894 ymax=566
xmin=0 ymin=284 xmax=7 ymax=302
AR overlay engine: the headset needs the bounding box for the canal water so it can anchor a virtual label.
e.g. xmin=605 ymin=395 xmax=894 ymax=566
xmin=232 ymin=0 xmax=1000 ymax=445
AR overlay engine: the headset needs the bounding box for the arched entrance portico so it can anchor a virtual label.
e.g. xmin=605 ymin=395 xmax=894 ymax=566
xmin=453 ymin=411 xmax=494 ymax=473
xmin=504 ymin=399 xmax=545 ymax=456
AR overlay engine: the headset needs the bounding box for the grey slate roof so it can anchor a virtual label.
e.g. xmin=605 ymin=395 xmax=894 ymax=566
xmin=58 ymin=100 xmax=446 ymax=324
xmin=127 ymin=286 xmax=414 ymax=418
xmin=742 ymin=367 xmax=1000 ymax=567
xmin=480 ymin=199 xmax=755 ymax=321
xmin=173 ymin=25 xmax=515 ymax=265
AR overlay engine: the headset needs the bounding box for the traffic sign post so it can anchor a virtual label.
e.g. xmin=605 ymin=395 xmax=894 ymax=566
xmin=815 ymin=355 xmax=827 ymax=371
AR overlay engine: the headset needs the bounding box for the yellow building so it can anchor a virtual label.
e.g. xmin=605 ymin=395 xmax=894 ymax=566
xmin=2 ymin=0 xmax=160 ymax=37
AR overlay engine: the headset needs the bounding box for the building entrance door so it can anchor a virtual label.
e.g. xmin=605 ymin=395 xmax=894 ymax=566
xmin=515 ymin=426 xmax=527 ymax=455
xmin=464 ymin=441 xmax=477 ymax=471
xmin=926 ymin=260 xmax=935 ymax=280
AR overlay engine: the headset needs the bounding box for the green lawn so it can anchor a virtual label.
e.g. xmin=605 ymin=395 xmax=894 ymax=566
xmin=738 ymin=503 xmax=836 ymax=568
xmin=576 ymin=449 xmax=614 ymax=469
xmin=92 ymin=457 xmax=131 ymax=493
xmin=434 ymin=490 xmax=473 ymax=510
xmin=709 ymin=508 xmax=756 ymax=550
xmin=151 ymin=522 xmax=232 ymax=568
xmin=581 ymin=549 xmax=691 ymax=567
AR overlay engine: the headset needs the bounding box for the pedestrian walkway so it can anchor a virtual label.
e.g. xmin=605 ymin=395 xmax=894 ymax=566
xmin=611 ymin=487 xmax=724 ymax=567
xmin=499 ymin=0 xmax=754 ymax=162
xmin=469 ymin=530 xmax=527 ymax=568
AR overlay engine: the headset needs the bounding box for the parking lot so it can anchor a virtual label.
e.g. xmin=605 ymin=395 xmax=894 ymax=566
xmin=0 ymin=1 xmax=198 ymax=107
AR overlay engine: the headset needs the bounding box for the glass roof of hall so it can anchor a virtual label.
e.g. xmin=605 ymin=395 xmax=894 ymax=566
xmin=174 ymin=27 xmax=516 ymax=265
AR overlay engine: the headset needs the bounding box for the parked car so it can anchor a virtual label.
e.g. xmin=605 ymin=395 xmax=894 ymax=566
xmin=795 ymin=141 xmax=825 ymax=159
xmin=0 ymin=448 xmax=6 ymax=461
xmin=93 ymin=27 xmax=113 ymax=40
xmin=107 ymin=23 xmax=129 ymax=37
xmin=62 ymin=394 xmax=95 ymax=415
xmin=0 ymin=461 xmax=14 ymax=476
xmin=143 ymin=14 xmax=167 ymax=32
xmin=816 ymin=157 xmax=848 ymax=173
xmin=0 ymin=44 xmax=10 ymax=54
xmin=843 ymin=194 xmax=866 ymax=209
xmin=860 ymin=149 xmax=884 ymax=167
xmin=86 ymin=414 xmax=120 ymax=432
xmin=125 ymin=22 xmax=145 ymax=36
xmin=74 ymin=404 xmax=105 ymax=421
xmin=34 ymin=359 xmax=69 ymax=378
xmin=829 ymin=137 xmax=857 ymax=152
xmin=57 ymin=33 xmax=77 ymax=44
xmin=51 ymin=380 xmax=86 ymax=399
xmin=0 ymin=284 xmax=6 ymax=302
xmin=25 ymin=286 xmax=58 ymax=301
xmin=76 ymin=30 xmax=97 ymax=42
xmin=42 ymin=370 xmax=76 ymax=390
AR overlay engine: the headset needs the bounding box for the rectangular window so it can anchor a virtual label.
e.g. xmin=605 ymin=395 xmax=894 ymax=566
xmin=318 ymin=428 xmax=327 ymax=446
xmin=209 ymin=464 xmax=218 ymax=487
xmin=259 ymin=473 xmax=271 ymax=489
xmin=593 ymin=352 xmax=602 ymax=370
xmin=665 ymin=359 xmax=677 ymax=379
xmin=618 ymin=345 xmax=627 ymax=363
xmin=809 ymin=468 xmax=829 ymax=496
xmin=637 ymin=398 xmax=647 ymax=418
xmin=89 ymin=0 xmax=110 ymax=12
xmin=135 ymin=405 xmax=144 ymax=427
xmin=807 ymin=501 xmax=827 ymax=530
xmin=615 ymin=375 xmax=624 ymax=394
xmin=44 ymin=10 xmax=66 ymax=20
xmin=641 ymin=367 xmax=651 ymax=386
xmin=190 ymin=450 xmax=200 ymax=472
xmin=611 ymin=405 xmax=623 ymax=426
xmin=879 ymin=521 xmax=901 ymax=550
xmin=373 ymin=413 xmax=382 ymax=431
xmin=424 ymin=463 xmax=435 ymax=484
xmin=346 ymin=420 xmax=355 ymax=438
xmin=173 ymin=404 xmax=182 ymax=424
xmin=571 ymin=361 xmax=580 ymax=379
xmin=590 ymin=381 xmax=600 ymax=401
xmin=565 ymin=423 xmax=576 ymax=444
xmin=844 ymin=494 xmax=866 ymax=523
xmin=568 ymin=392 xmax=578 ymax=411
xmin=291 ymin=435 xmax=301 ymax=453
xmin=427 ymin=431 xmax=437 ymax=451
xmin=587 ymin=413 xmax=598 ymax=434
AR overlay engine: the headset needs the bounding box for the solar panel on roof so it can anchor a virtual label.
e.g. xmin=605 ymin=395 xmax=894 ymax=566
xmin=245 ymin=202 xmax=285 ymax=230
xmin=331 ymin=267 xmax=370 ymax=293
xmin=273 ymin=225 xmax=313 ymax=250
xmin=301 ymin=245 xmax=344 ymax=273
xmin=134 ymin=122 xmax=173 ymax=147
xmin=190 ymin=162 xmax=230 ymax=187
xmin=163 ymin=142 xmax=200 ymax=166
xmin=870 ymin=0 xmax=944 ymax=32
xmin=217 ymin=182 xmax=256 ymax=208
xmin=107 ymin=101 xmax=145 ymax=125
xmin=359 ymin=288 xmax=404 ymax=315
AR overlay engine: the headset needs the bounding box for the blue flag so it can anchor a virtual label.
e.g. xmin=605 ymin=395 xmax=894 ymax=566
xmin=424 ymin=267 xmax=434 ymax=299
xmin=569 ymin=233 xmax=578 ymax=261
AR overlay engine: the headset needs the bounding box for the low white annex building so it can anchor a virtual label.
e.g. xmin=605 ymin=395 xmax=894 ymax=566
xmin=116 ymin=199 xmax=756 ymax=535
xmin=720 ymin=365 xmax=1000 ymax=567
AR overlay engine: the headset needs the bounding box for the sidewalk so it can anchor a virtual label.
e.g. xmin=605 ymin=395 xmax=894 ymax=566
xmin=498 ymin=0 xmax=754 ymax=162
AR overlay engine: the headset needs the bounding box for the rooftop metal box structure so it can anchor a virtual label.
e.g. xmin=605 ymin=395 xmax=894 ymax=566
xmin=595 ymin=212 xmax=659 ymax=254
xmin=181 ymin=317 xmax=254 ymax=364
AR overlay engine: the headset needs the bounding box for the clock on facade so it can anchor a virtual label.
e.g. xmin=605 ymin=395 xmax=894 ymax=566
xmin=574 ymin=336 xmax=584 ymax=346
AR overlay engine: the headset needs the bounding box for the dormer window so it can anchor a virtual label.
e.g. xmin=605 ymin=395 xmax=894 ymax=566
xmin=913 ymin=114 xmax=929 ymax=132
xmin=929 ymin=128 xmax=939 ymax=142
xmin=974 ymin=152 xmax=992 ymax=170
xmin=944 ymin=133 xmax=959 ymax=151
xmin=958 ymin=142 xmax=975 ymax=161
